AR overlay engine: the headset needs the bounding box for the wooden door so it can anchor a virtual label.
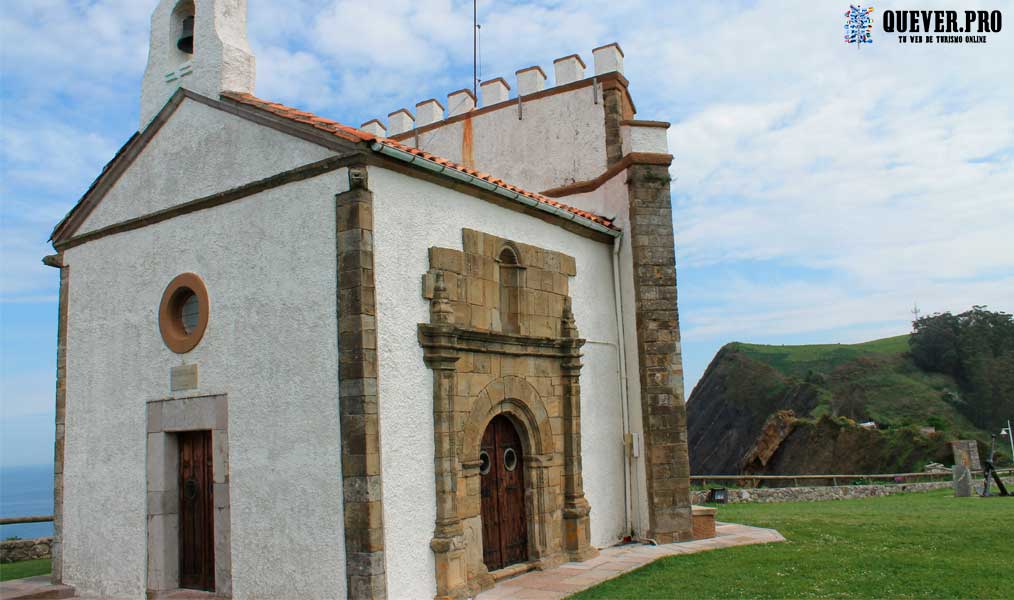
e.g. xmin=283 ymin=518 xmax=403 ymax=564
xmin=179 ymin=430 xmax=215 ymax=591
xmin=480 ymin=415 xmax=528 ymax=571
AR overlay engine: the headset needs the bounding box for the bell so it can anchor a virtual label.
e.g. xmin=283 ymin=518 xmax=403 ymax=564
xmin=177 ymin=15 xmax=194 ymax=54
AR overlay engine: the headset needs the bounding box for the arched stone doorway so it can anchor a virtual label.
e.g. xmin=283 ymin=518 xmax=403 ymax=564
xmin=479 ymin=415 xmax=527 ymax=571
xmin=419 ymin=230 xmax=599 ymax=599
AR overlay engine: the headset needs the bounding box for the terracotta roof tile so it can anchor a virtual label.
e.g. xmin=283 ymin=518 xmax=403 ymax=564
xmin=220 ymin=92 xmax=617 ymax=232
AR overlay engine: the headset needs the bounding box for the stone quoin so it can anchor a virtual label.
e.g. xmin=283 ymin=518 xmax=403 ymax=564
xmin=45 ymin=0 xmax=695 ymax=598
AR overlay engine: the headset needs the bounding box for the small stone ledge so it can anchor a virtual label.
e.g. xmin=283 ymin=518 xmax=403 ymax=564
xmin=691 ymin=505 xmax=717 ymax=540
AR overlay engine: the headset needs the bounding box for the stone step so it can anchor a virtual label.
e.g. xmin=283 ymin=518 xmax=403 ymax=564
xmin=0 ymin=575 xmax=76 ymax=599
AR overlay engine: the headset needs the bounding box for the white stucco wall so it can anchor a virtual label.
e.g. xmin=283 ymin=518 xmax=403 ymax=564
xmin=369 ymin=167 xmax=628 ymax=598
xmin=61 ymin=165 xmax=348 ymax=598
xmin=620 ymin=124 xmax=669 ymax=156
xmin=406 ymin=85 xmax=608 ymax=194
xmin=547 ymin=173 xmax=652 ymax=536
xmin=78 ymin=98 xmax=335 ymax=236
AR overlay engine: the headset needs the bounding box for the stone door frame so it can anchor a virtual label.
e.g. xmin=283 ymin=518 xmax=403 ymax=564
xmin=419 ymin=261 xmax=597 ymax=600
xmin=465 ymin=377 xmax=558 ymax=575
xmin=145 ymin=394 xmax=231 ymax=597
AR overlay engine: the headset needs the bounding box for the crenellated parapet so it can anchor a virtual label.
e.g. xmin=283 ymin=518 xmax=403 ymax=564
xmin=360 ymin=43 xmax=625 ymax=138
xmin=359 ymin=43 xmax=636 ymax=194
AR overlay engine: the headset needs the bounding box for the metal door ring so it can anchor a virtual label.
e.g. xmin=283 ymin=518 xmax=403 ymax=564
xmin=503 ymin=448 xmax=518 ymax=471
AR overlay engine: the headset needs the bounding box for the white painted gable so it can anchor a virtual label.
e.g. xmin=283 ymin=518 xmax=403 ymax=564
xmin=76 ymin=97 xmax=338 ymax=236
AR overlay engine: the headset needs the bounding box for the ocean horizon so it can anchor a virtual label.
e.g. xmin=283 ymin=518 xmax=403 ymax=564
xmin=1 ymin=463 xmax=55 ymax=539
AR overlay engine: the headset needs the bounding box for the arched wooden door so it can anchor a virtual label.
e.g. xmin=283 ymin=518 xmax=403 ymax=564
xmin=479 ymin=415 xmax=528 ymax=571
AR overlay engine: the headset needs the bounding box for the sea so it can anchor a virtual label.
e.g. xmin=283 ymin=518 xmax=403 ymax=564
xmin=0 ymin=464 xmax=54 ymax=540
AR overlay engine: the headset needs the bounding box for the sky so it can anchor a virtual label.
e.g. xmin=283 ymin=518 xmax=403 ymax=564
xmin=1 ymin=0 xmax=1012 ymax=468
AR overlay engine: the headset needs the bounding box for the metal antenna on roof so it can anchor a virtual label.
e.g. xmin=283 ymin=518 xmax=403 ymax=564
xmin=473 ymin=0 xmax=478 ymax=98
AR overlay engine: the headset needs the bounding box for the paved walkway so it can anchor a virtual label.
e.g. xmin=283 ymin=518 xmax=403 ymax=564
xmin=476 ymin=523 xmax=786 ymax=600
xmin=0 ymin=524 xmax=783 ymax=600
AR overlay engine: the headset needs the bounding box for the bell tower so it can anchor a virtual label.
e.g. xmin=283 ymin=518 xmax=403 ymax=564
xmin=139 ymin=0 xmax=256 ymax=129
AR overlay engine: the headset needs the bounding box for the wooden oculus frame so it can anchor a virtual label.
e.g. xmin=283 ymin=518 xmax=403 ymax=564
xmin=159 ymin=273 xmax=209 ymax=354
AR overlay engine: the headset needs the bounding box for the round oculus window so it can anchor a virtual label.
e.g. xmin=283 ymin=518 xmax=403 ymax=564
xmin=159 ymin=273 xmax=209 ymax=354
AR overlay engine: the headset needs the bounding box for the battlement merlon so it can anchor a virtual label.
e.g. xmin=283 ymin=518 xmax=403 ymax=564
xmin=364 ymin=43 xmax=663 ymax=194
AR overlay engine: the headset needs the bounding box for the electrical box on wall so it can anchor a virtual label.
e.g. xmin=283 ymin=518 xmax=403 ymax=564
xmin=624 ymin=432 xmax=642 ymax=458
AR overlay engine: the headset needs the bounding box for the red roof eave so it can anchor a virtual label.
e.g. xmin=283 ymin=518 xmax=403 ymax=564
xmin=220 ymin=92 xmax=617 ymax=232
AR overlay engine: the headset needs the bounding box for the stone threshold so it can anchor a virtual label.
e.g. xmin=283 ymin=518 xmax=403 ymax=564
xmin=490 ymin=561 xmax=538 ymax=582
xmin=475 ymin=522 xmax=786 ymax=600
xmin=0 ymin=575 xmax=75 ymax=600
xmin=148 ymin=589 xmax=226 ymax=599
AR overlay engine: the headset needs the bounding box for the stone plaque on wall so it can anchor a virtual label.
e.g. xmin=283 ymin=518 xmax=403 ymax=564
xmin=170 ymin=364 xmax=198 ymax=392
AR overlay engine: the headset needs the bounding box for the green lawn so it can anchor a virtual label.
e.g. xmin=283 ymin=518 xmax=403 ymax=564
xmin=0 ymin=558 xmax=51 ymax=582
xmin=573 ymin=489 xmax=1012 ymax=599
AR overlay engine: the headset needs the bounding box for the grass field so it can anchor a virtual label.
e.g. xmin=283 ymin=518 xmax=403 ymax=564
xmin=573 ymin=489 xmax=1012 ymax=599
xmin=0 ymin=558 xmax=51 ymax=582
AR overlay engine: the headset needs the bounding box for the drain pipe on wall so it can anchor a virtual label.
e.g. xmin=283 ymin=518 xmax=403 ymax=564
xmin=610 ymin=233 xmax=636 ymax=540
xmin=611 ymin=233 xmax=657 ymax=546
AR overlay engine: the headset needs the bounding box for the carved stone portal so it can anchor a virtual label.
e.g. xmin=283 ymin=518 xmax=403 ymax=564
xmin=418 ymin=229 xmax=597 ymax=599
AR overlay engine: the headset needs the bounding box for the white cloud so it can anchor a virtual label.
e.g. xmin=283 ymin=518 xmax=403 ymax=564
xmin=682 ymin=275 xmax=1014 ymax=341
xmin=0 ymin=0 xmax=1011 ymax=395
xmin=1 ymin=124 xmax=118 ymax=197
xmin=0 ymin=0 xmax=151 ymax=100
xmin=0 ymin=371 xmax=55 ymax=419
xmin=253 ymin=46 xmax=337 ymax=110
xmin=0 ymin=229 xmax=57 ymax=299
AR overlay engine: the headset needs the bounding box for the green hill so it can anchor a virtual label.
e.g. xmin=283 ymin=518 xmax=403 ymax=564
xmin=687 ymin=334 xmax=1002 ymax=476
xmin=730 ymin=334 xmax=910 ymax=378
xmin=731 ymin=335 xmax=978 ymax=435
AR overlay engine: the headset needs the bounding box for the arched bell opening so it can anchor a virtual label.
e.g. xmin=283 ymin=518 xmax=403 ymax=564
xmin=171 ymin=0 xmax=196 ymax=60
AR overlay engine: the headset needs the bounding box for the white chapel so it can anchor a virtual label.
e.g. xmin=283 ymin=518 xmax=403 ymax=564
xmin=44 ymin=1 xmax=695 ymax=598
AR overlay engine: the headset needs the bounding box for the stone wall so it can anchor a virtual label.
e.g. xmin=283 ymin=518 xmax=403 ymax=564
xmin=336 ymin=168 xmax=388 ymax=600
xmin=690 ymin=477 xmax=1014 ymax=504
xmin=626 ymin=159 xmax=693 ymax=543
xmin=1 ymin=537 xmax=53 ymax=563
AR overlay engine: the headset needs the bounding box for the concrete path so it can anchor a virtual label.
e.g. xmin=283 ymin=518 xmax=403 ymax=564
xmin=1 ymin=523 xmax=784 ymax=599
xmin=476 ymin=523 xmax=786 ymax=600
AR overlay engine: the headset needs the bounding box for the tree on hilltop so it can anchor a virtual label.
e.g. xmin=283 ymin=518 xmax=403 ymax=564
xmin=910 ymin=306 xmax=1014 ymax=430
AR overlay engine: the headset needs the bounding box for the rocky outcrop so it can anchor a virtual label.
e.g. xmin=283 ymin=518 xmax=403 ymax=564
xmin=740 ymin=410 xmax=798 ymax=472
xmin=760 ymin=415 xmax=952 ymax=475
xmin=687 ymin=346 xmax=953 ymax=477
xmin=686 ymin=346 xmax=820 ymax=474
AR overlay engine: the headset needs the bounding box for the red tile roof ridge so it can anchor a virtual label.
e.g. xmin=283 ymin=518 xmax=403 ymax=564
xmin=220 ymin=92 xmax=617 ymax=231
